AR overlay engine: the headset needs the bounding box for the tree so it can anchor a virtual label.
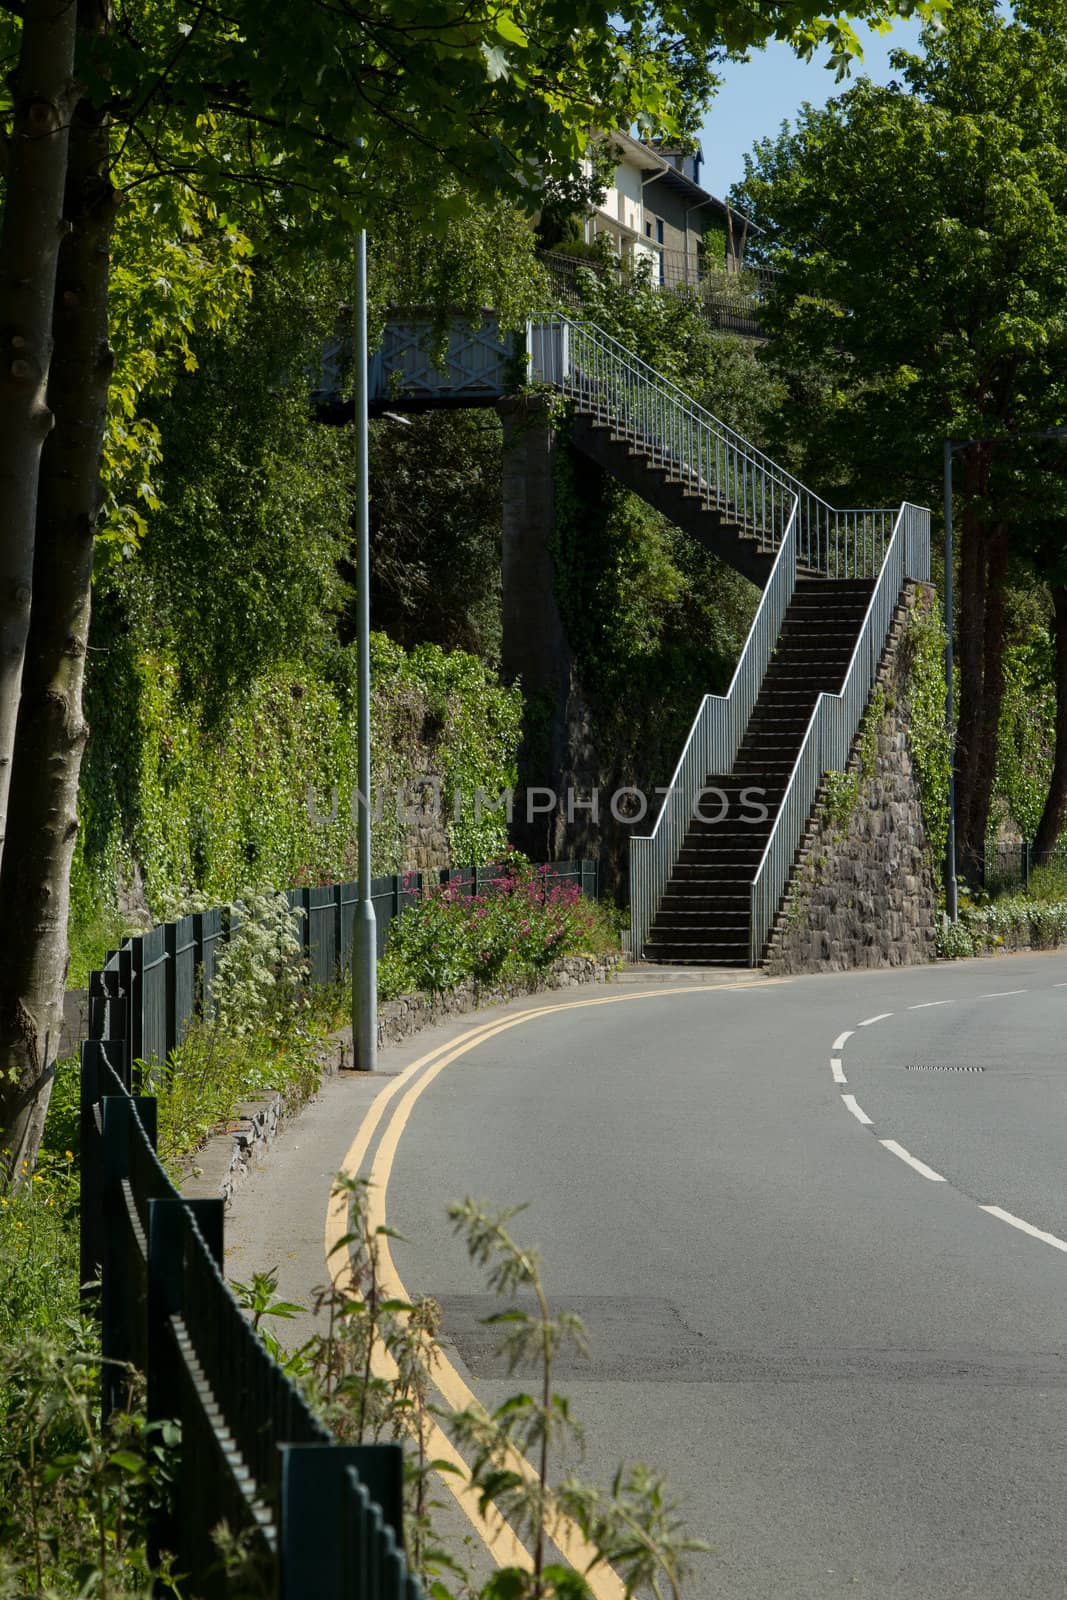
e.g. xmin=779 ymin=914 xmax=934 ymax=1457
xmin=0 ymin=0 xmax=946 ymax=1183
xmin=733 ymin=0 xmax=1067 ymax=882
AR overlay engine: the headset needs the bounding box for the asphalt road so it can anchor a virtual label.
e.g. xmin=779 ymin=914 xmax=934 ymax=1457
xmin=368 ymin=954 xmax=1067 ymax=1600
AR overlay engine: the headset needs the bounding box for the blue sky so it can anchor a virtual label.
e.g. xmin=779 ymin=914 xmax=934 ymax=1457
xmin=698 ymin=16 xmax=925 ymax=199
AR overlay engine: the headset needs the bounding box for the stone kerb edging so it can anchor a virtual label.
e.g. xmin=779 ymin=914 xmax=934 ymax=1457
xmin=181 ymin=953 xmax=619 ymax=1204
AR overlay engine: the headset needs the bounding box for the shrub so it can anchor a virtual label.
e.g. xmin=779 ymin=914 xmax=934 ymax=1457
xmin=378 ymin=852 xmax=618 ymax=999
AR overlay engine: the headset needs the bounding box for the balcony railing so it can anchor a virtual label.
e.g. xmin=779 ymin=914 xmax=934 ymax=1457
xmin=537 ymin=249 xmax=778 ymax=337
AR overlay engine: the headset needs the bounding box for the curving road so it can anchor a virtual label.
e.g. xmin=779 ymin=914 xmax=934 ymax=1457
xmin=363 ymin=954 xmax=1067 ymax=1600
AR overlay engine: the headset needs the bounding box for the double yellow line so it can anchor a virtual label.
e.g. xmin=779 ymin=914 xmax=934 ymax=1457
xmin=323 ymin=980 xmax=782 ymax=1591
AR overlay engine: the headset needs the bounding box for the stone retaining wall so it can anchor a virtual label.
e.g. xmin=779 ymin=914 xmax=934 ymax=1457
xmin=764 ymin=584 xmax=939 ymax=976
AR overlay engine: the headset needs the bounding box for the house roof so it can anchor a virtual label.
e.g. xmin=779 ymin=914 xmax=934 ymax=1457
xmin=597 ymin=129 xmax=764 ymax=236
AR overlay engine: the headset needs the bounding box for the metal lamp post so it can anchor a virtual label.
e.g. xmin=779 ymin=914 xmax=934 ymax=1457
xmin=351 ymin=225 xmax=377 ymax=1071
xmin=942 ymin=440 xmax=960 ymax=923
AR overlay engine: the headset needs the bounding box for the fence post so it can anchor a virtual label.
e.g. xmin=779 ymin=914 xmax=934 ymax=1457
xmin=145 ymin=1196 xmax=224 ymax=1580
xmin=1023 ymin=839 xmax=1031 ymax=892
xmin=79 ymin=1039 xmax=125 ymax=1304
xmin=127 ymin=936 xmax=144 ymax=1080
xmin=100 ymin=1093 xmax=158 ymax=1418
xmin=333 ymin=884 xmax=344 ymax=978
xmin=163 ymin=921 xmax=178 ymax=1061
xmin=279 ymin=1442 xmax=406 ymax=1600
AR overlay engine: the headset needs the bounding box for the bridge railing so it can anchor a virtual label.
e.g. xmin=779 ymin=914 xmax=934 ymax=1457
xmin=750 ymin=503 xmax=932 ymax=963
xmin=527 ymin=314 xmax=895 ymax=579
xmin=628 ymin=502 xmax=799 ymax=960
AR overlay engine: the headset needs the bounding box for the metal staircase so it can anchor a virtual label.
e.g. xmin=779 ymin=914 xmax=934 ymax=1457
xmin=643 ymin=580 xmax=876 ymax=965
xmin=522 ymin=316 xmax=930 ymax=966
xmin=360 ymin=309 xmax=931 ymax=965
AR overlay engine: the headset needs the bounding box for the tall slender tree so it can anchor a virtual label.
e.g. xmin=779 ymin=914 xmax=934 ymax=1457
xmin=734 ymin=0 xmax=1067 ymax=881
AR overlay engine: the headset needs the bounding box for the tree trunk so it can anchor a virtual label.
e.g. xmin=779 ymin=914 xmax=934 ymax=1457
xmin=960 ymin=523 xmax=1009 ymax=882
xmin=953 ymin=495 xmax=987 ymax=884
xmin=1033 ymin=583 xmax=1067 ymax=864
xmin=0 ymin=0 xmax=78 ymax=862
xmin=0 ymin=5 xmax=113 ymax=1188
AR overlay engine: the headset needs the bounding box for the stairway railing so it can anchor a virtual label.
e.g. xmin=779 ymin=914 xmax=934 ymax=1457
xmin=528 ymin=314 xmax=895 ymax=577
xmin=629 ymin=502 xmax=799 ymax=960
xmin=749 ymin=502 xmax=931 ymax=964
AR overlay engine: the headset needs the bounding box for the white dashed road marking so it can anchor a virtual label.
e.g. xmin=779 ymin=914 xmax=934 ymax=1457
xmin=981 ymin=1206 xmax=1067 ymax=1256
xmin=841 ymin=1094 xmax=873 ymax=1126
xmin=880 ymin=1140 xmax=945 ymax=1182
xmin=832 ymin=983 xmax=1067 ymax=1255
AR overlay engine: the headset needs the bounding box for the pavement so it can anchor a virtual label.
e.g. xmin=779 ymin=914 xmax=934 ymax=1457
xmin=224 ymin=952 xmax=1067 ymax=1599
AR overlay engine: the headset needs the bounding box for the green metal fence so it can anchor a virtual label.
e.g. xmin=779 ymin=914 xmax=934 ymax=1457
xmin=80 ymin=858 xmax=597 ymax=1596
xmin=80 ymin=1037 xmax=416 ymax=1598
xmin=89 ymin=860 xmax=597 ymax=1076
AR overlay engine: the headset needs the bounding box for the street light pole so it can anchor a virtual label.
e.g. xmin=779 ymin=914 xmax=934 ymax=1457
xmin=942 ymin=440 xmax=959 ymax=923
xmin=352 ymin=224 xmax=377 ymax=1070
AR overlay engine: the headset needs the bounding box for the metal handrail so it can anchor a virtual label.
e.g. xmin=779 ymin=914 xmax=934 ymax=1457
xmin=527 ymin=314 xmax=895 ymax=577
xmin=629 ymin=501 xmax=800 ymax=960
xmin=749 ymin=502 xmax=932 ymax=963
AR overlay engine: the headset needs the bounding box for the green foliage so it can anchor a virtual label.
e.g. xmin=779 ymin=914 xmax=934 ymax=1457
xmin=822 ymin=687 xmax=886 ymax=836
xmin=938 ymin=894 xmax=1067 ymax=958
xmin=447 ymin=1197 xmax=710 ymax=1600
xmin=72 ymin=631 xmax=522 ymax=965
xmin=994 ymin=634 xmax=1055 ymax=842
xmin=822 ymin=769 xmax=861 ymax=836
xmin=101 ymin=180 xmax=254 ymax=552
xmin=550 ymin=437 xmax=759 ymax=806
xmin=150 ymin=901 xmax=348 ymax=1170
xmin=0 ymin=1332 xmax=176 ymax=1600
xmin=902 ymin=600 xmax=952 ymax=875
xmin=378 ymin=854 xmax=618 ymax=999
xmin=563 ymin=260 xmax=786 ymax=441
xmin=112 ymin=263 xmax=354 ymax=704
xmin=1027 ymin=857 xmax=1067 ymax=902
xmin=368 ymin=410 xmax=504 ymax=664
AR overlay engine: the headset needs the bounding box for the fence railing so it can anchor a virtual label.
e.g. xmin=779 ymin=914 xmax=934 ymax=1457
xmin=537 ymin=250 xmax=780 ymax=336
xmin=629 ymin=504 xmax=800 ymax=959
xmin=80 ymin=1037 xmax=417 ymax=1599
xmin=750 ymin=503 xmax=931 ymax=963
xmin=527 ymin=315 xmax=896 ymax=579
xmin=90 ymin=860 xmax=598 ymax=1077
xmin=81 ymin=857 xmax=596 ymax=1595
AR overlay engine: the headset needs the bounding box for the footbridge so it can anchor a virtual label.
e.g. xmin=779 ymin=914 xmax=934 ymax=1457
xmin=325 ymin=311 xmax=930 ymax=965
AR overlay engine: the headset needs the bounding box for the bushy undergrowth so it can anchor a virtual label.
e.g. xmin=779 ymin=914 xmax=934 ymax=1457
xmin=936 ymin=895 xmax=1067 ymax=958
xmin=378 ymin=853 xmax=619 ymax=999
xmin=154 ymin=892 xmax=345 ymax=1170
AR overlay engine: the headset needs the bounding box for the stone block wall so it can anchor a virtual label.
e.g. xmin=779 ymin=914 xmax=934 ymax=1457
xmin=764 ymin=583 xmax=939 ymax=975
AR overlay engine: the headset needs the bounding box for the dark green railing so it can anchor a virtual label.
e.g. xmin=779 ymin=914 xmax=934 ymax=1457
xmin=80 ymin=1036 xmax=417 ymax=1599
xmin=80 ymin=859 xmax=597 ymax=1596
xmin=89 ymin=861 xmax=598 ymax=1075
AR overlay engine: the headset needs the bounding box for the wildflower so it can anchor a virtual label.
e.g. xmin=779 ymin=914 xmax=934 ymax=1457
xmin=65 ymin=1150 xmax=73 ymax=1162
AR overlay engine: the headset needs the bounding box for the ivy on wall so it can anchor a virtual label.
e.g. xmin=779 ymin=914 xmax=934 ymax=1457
xmin=901 ymin=592 xmax=952 ymax=878
xmin=72 ymin=630 xmax=522 ymax=943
